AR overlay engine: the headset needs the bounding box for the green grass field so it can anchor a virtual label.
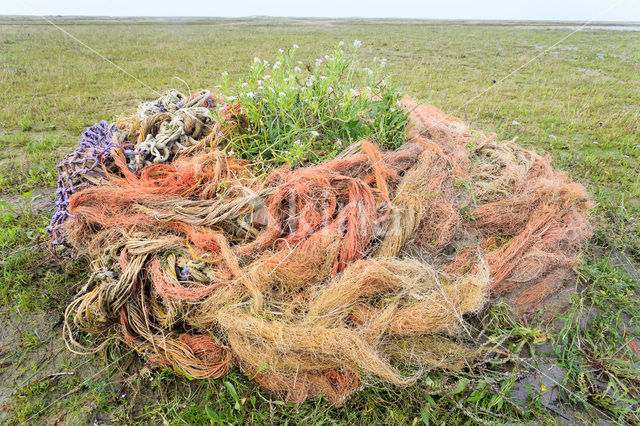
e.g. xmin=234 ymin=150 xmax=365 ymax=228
xmin=0 ymin=17 xmax=639 ymax=424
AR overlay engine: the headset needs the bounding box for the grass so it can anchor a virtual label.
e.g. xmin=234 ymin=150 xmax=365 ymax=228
xmin=0 ymin=196 xmax=84 ymax=311
xmin=552 ymin=257 xmax=640 ymax=418
xmin=223 ymin=44 xmax=407 ymax=168
xmin=0 ymin=17 xmax=639 ymax=425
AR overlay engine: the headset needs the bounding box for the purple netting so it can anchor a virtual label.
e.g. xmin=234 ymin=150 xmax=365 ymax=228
xmin=47 ymin=121 xmax=124 ymax=252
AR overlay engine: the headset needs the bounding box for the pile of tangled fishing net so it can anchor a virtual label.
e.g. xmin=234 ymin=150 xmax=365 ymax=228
xmin=49 ymin=89 xmax=592 ymax=404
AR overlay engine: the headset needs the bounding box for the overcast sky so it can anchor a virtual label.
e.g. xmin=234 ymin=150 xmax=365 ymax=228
xmin=2 ymin=0 xmax=640 ymax=22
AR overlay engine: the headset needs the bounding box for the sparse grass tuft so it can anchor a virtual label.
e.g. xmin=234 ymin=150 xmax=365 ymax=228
xmin=0 ymin=194 xmax=85 ymax=311
xmin=552 ymin=257 xmax=640 ymax=423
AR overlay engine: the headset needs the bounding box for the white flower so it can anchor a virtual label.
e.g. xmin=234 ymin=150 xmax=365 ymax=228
xmin=257 ymin=80 xmax=263 ymax=86
xmin=549 ymin=134 xmax=557 ymax=139
xmin=257 ymin=86 xmax=264 ymax=91
xmin=320 ymin=76 xmax=328 ymax=80
xmin=324 ymin=54 xmax=330 ymax=60
xmin=229 ymin=150 xmax=235 ymax=155
xmin=269 ymin=87 xmax=275 ymax=93
xmin=337 ymin=138 xmax=343 ymax=146
xmin=221 ymin=71 xmax=228 ymax=76
xmin=511 ymin=120 xmax=520 ymax=126
xmin=311 ymin=131 xmax=320 ymax=137
xmin=241 ymin=82 xmax=248 ymax=88
xmin=327 ymin=86 xmax=334 ymax=93
xmin=289 ymin=86 xmax=297 ymax=90
xmin=297 ymin=61 xmax=303 ymax=65
xmin=263 ymin=60 xmax=269 ymax=67
xmin=293 ymin=139 xmax=301 ymax=145
xmin=315 ymin=58 xmax=323 ymax=66
xmin=593 ymin=141 xmax=599 ymax=145
xmin=390 ymin=108 xmax=396 ymax=112
xmin=353 ymin=40 xmax=362 ymax=48
xmin=294 ymin=66 xmax=301 ymax=72
xmin=274 ymin=62 xmax=281 ymax=69
xmin=293 ymin=44 xmax=299 ymax=49
xmin=254 ymin=57 xmax=261 ymax=63
xmin=279 ymin=92 xmax=286 ymax=97
xmin=373 ymin=57 xmax=378 ymax=62
xmin=278 ymin=48 xmax=284 ymax=53
xmin=246 ymin=91 xmax=255 ymax=98
xmin=350 ymin=88 xmax=359 ymax=96
xmin=339 ymin=41 xmax=344 ymax=46
xmin=264 ymin=75 xmax=271 ymax=80
xmin=214 ymin=84 xmax=222 ymax=88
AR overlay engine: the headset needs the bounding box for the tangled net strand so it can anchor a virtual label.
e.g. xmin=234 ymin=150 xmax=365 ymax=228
xmin=52 ymin=90 xmax=592 ymax=404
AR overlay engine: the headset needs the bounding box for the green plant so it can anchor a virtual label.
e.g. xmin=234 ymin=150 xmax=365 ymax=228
xmin=222 ymin=43 xmax=407 ymax=169
xmin=19 ymin=118 xmax=34 ymax=131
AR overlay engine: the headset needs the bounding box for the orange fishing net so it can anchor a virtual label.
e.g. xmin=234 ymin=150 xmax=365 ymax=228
xmin=56 ymin=91 xmax=591 ymax=404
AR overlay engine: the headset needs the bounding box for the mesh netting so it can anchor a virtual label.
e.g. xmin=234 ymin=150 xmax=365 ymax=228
xmin=54 ymin=90 xmax=592 ymax=404
xmin=47 ymin=121 xmax=122 ymax=250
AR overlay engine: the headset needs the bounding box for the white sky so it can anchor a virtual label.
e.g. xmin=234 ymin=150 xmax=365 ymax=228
xmin=2 ymin=0 xmax=640 ymax=22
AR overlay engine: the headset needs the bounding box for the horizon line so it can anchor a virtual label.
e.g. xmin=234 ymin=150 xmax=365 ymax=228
xmin=1 ymin=15 xmax=639 ymax=24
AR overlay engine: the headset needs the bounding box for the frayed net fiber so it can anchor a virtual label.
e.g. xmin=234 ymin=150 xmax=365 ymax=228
xmin=52 ymin=90 xmax=592 ymax=404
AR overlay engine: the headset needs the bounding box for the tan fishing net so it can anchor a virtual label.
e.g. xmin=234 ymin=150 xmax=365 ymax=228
xmin=53 ymin=91 xmax=592 ymax=404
